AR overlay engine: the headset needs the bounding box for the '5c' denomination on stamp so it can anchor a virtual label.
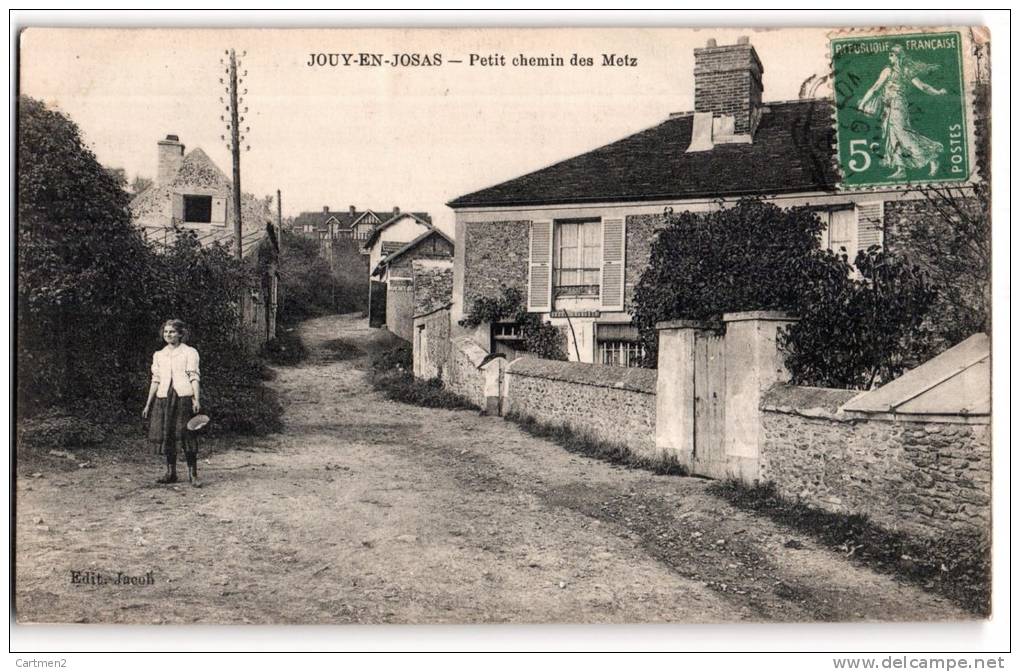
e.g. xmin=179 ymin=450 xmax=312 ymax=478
xmin=831 ymin=30 xmax=972 ymax=189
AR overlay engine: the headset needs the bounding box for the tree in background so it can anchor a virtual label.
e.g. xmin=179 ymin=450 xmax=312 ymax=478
xmin=130 ymin=175 xmax=154 ymax=196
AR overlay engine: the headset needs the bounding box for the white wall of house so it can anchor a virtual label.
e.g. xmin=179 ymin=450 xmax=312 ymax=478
xmin=368 ymin=215 xmax=432 ymax=271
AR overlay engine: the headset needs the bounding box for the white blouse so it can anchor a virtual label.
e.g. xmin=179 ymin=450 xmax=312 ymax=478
xmin=150 ymin=344 xmax=200 ymax=398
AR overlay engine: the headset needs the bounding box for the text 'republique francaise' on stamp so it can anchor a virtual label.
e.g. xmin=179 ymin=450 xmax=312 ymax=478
xmin=828 ymin=27 xmax=986 ymax=191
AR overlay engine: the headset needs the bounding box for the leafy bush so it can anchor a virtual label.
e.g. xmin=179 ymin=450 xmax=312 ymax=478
xmin=17 ymin=409 xmax=107 ymax=449
xmin=372 ymin=370 xmax=479 ymax=410
xmin=370 ymin=341 xmax=413 ymax=372
xmin=461 ymin=286 xmax=567 ymax=361
xmin=369 ymin=341 xmax=476 ymax=409
xmin=709 ymin=480 xmax=990 ymax=615
xmin=632 ymin=197 xmax=937 ymax=388
xmin=781 ymin=248 xmax=935 ymax=389
xmin=263 ymin=330 xmax=309 ymax=366
xmin=632 ymin=198 xmax=832 ymax=365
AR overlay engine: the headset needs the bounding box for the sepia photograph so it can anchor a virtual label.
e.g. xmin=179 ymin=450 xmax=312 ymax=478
xmin=9 ymin=13 xmax=1005 ymax=655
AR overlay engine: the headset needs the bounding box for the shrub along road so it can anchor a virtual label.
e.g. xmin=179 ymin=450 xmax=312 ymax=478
xmin=15 ymin=314 xmax=969 ymax=623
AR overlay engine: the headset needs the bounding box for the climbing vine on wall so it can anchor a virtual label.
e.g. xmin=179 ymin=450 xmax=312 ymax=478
xmin=461 ymin=287 xmax=567 ymax=361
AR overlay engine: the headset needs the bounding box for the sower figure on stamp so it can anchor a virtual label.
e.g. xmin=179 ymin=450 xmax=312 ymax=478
xmin=142 ymin=319 xmax=202 ymax=487
xmin=857 ymin=44 xmax=947 ymax=179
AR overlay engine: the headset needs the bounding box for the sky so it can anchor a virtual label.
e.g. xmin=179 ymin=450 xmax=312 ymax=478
xmin=19 ymin=27 xmax=833 ymax=235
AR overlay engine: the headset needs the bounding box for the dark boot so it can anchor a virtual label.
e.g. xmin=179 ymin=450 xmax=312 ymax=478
xmin=187 ymin=458 xmax=202 ymax=488
xmin=157 ymin=455 xmax=178 ymax=484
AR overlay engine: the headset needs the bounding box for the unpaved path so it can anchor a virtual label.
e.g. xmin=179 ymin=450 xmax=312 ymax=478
xmin=15 ymin=314 xmax=969 ymax=623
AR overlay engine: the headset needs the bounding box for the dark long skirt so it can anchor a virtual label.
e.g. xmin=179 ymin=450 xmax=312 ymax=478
xmin=148 ymin=388 xmax=198 ymax=461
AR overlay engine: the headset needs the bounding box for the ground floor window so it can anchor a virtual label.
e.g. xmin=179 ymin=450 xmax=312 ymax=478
xmin=596 ymin=323 xmax=644 ymax=367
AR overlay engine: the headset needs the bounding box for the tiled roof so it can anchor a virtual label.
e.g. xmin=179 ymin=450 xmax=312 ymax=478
xmin=447 ymin=99 xmax=838 ymax=208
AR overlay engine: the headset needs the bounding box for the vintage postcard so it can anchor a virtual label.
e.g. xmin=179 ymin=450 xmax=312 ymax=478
xmin=14 ymin=24 xmax=993 ymax=632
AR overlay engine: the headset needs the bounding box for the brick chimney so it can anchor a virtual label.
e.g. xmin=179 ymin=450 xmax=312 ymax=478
xmin=692 ymin=36 xmax=764 ymax=138
xmin=349 ymin=205 xmax=357 ymax=216
xmin=323 ymin=205 xmax=330 ymax=213
xmin=157 ymin=134 xmax=185 ymax=185
xmin=393 ymin=206 xmax=400 ymax=216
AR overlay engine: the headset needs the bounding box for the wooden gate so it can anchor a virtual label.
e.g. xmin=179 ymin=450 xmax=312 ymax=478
xmin=369 ymin=280 xmax=387 ymax=328
xmin=692 ymin=330 xmax=727 ymax=478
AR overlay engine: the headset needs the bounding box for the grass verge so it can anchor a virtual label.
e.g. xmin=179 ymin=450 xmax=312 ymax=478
xmin=505 ymin=411 xmax=688 ymax=476
xmin=708 ymin=479 xmax=991 ymax=616
xmin=262 ymin=329 xmax=308 ymax=366
xmin=369 ymin=341 xmax=478 ymax=410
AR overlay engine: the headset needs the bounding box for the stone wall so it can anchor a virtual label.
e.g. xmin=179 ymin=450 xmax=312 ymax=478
xmin=444 ymin=336 xmax=490 ymax=408
xmin=412 ymin=260 xmax=453 ymax=317
xmin=760 ymin=384 xmax=991 ymax=539
xmin=462 ymin=220 xmax=530 ymax=310
xmin=504 ymin=357 xmax=658 ymax=459
xmin=413 ymin=307 xmax=451 ymax=380
xmin=386 ymin=278 xmax=414 ymax=341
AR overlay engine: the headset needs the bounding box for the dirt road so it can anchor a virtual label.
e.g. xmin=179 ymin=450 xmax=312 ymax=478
xmin=15 ymin=314 xmax=968 ymax=623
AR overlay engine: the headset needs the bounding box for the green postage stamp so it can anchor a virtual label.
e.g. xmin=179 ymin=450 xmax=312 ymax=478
xmin=831 ymin=30 xmax=972 ymax=189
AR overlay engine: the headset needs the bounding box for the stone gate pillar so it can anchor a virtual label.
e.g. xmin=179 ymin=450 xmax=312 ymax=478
xmin=654 ymin=319 xmax=710 ymax=470
xmin=721 ymin=311 xmax=797 ymax=483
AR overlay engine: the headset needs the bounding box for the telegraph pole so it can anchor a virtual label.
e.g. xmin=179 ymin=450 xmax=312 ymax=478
xmin=276 ymin=188 xmax=282 ymax=252
xmin=220 ymin=48 xmax=249 ymax=260
xmin=228 ymin=49 xmax=242 ymax=259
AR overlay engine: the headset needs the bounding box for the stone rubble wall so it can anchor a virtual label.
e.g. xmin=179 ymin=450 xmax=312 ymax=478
xmin=504 ymin=357 xmax=658 ymax=460
xmin=760 ymin=384 xmax=991 ymax=539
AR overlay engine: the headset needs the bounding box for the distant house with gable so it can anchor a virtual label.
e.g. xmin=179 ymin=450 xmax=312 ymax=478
xmin=130 ymin=133 xmax=279 ymax=347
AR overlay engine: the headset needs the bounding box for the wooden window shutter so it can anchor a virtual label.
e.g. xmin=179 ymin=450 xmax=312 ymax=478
xmin=171 ymin=193 xmax=184 ymax=222
xmin=527 ymin=220 xmax=553 ymax=312
xmin=600 ymin=217 xmax=626 ymax=311
xmin=211 ymin=197 xmax=228 ymax=225
xmin=856 ymin=201 xmax=884 ymax=254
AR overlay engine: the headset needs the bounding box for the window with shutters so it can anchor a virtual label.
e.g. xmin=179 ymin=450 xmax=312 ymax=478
xmin=817 ymin=207 xmax=858 ymax=260
xmin=553 ymin=219 xmax=601 ymax=296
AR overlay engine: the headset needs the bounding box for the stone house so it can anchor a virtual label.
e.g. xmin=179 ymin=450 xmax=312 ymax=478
xmin=371 ymin=229 xmax=454 ymax=340
xmin=130 ymin=134 xmax=279 ymax=347
xmin=446 ymin=37 xmax=972 ymax=366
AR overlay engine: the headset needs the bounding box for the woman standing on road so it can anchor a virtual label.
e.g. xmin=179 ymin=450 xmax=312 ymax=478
xmin=142 ymin=319 xmax=202 ymax=487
